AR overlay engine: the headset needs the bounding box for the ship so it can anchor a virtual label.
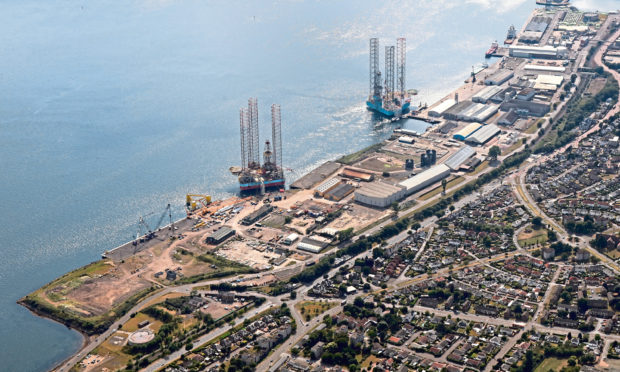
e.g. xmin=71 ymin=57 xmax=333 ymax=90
xmin=366 ymin=37 xmax=411 ymax=118
xmin=485 ymin=41 xmax=499 ymax=58
xmin=234 ymin=98 xmax=285 ymax=193
xmin=504 ymin=25 xmax=517 ymax=44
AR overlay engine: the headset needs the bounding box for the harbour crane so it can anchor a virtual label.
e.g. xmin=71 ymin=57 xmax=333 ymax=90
xmin=186 ymin=194 xmax=212 ymax=212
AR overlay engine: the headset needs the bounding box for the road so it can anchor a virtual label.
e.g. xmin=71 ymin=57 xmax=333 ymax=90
xmin=58 ymin=14 xmax=620 ymax=372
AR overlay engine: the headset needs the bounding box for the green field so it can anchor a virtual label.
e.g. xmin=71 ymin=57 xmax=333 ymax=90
xmin=534 ymin=357 xmax=568 ymax=372
xmin=517 ymin=228 xmax=549 ymax=247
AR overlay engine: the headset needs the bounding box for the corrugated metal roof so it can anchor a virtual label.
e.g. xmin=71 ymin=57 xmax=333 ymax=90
xmin=208 ymin=226 xmax=235 ymax=241
xmin=399 ymin=164 xmax=451 ymax=191
xmin=453 ymin=122 xmax=483 ymax=139
xmin=429 ymin=99 xmax=457 ymax=115
xmin=467 ymin=124 xmax=501 ymax=144
xmin=444 ymin=146 xmax=476 ymax=170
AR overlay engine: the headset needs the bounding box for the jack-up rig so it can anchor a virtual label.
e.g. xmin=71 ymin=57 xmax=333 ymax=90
xmin=229 ymin=98 xmax=285 ymax=193
xmin=366 ymin=37 xmax=411 ymax=118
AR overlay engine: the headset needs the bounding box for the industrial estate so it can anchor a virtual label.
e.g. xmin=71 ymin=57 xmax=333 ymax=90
xmin=19 ymin=3 xmax=620 ymax=372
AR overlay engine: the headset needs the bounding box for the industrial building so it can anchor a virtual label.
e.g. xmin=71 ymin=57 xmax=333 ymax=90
xmin=297 ymin=237 xmax=329 ymax=254
xmin=484 ymin=69 xmax=514 ymax=86
xmin=315 ymin=178 xmax=340 ymax=196
xmin=398 ymin=164 xmax=451 ymax=196
xmin=466 ymin=124 xmax=501 ymax=145
xmin=519 ymin=16 xmax=551 ymax=43
xmin=341 ymin=168 xmax=374 ymax=182
xmin=206 ymin=226 xmax=235 ymax=245
xmin=524 ymin=64 xmax=566 ymax=73
xmin=535 ymin=74 xmax=564 ymax=88
xmin=442 ymin=101 xmax=499 ymax=122
xmin=498 ymin=110 xmax=519 ymax=126
xmin=453 ymin=122 xmax=483 ymax=141
xmin=323 ymin=182 xmax=355 ymax=201
xmin=500 ymin=99 xmax=550 ymax=117
xmin=444 ymin=146 xmax=476 ymax=170
xmin=354 ymin=182 xmax=406 ymax=208
xmin=283 ymin=233 xmax=299 ymax=245
xmin=508 ymin=45 xmax=568 ymax=59
xmin=472 ymin=86 xmax=504 ymax=104
xmin=516 ymin=88 xmax=536 ymax=101
xmin=241 ymin=205 xmax=273 ymax=225
xmin=428 ymin=99 xmax=457 ymax=117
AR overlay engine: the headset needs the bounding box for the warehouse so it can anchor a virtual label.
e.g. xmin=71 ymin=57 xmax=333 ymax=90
xmin=283 ymin=233 xmax=299 ymax=245
xmin=341 ymin=168 xmax=374 ymax=182
xmin=516 ymin=88 xmax=536 ymax=101
xmin=466 ymin=124 xmax=501 ymax=145
xmin=535 ymin=74 xmax=564 ymax=88
xmin=453 ymin=122 xmax=483 ymax=141
xmin=297 ymin=237 xmax=329 ymax=254
xmin=500 ymin=99 xmax=550 ymax=117
xmin=428 ymin=98 xmax=457 ymax=117
xmin=206 ymin=226 xmax=235 ymax=245
xmin=484 ymin=69 xmax=514 ymax=86
xmin=524 ymin=64 xmax=566 ymax=73
xmin=241 ymin=205 xmax=274 ymax=225
xmin=442 ymin=101 xmax=474 ymax=120
xmin=399 ymin=164 xmax=451 ymax=196
xmin=354 ymin=182 xmax=406 ymax=208
xmin=323 ymin=182 xmax=355 ymax=201
xmin=472 ymin=86 xmax=504 ymax=104
xmin=315 ymin=178 xmax=340 ymax=196
xmin=498 ymin=110 xmax=519 ymax=126
xmin=508 ymin=45 xmax=568 ymax=59
xmin=467 ymin=104 xmax=499 ymax=122
xmin=444 ymin=146 xmax=476 ymax=170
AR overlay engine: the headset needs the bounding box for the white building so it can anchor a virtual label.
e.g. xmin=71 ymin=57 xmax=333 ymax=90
xmin=398 ymin=164 xmax=451 ymax=196
xmin=354 ymin=182 xmax=406 ymax=208
xmin=509 ymin=45 xmax=568 ymax=59
xmin=429 ymin=99 xmax=457 ymax=117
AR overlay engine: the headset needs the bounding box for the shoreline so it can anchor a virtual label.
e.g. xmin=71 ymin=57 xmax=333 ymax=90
xmin=17 ymin=4 xmax=618 ymax=371
xmin=18 ymin=298 xmax=90 ymax=371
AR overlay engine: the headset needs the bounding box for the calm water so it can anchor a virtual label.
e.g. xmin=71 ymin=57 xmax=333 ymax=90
xmin=0 ymin=0 xmax=616 ymax=370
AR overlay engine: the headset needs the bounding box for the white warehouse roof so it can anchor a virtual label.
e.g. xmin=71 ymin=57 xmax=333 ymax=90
xmin=467 ymin=124 xmax=501 ymax=145
xmin=429 ymin=99 xmax=457 ymax=117
xmin=399 ymin=164 xmax=451 ymax=196
xmin=444 ymin=146 xmax=476 ymax=170
xmin=315 ymin=178 xmax=340 ymax=193
xmin=524 ymin=64 xmax=566 ymax=73
xmin=535 ymin=74 xmax=564 ymax=87
xmin=472 ymin=86 xmax=504 ymax=103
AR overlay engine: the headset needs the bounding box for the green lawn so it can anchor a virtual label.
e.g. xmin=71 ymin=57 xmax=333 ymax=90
xmin=534 ymin=357 xmax=568 ymax=372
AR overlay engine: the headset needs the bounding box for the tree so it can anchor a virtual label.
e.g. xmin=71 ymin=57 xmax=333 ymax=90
xmin=568 ymin=356 xmax=577 ymax=366
xmin=488 ymin=146 xmax=501 ymax=162
xmin=441 ymin=178 xmax=447 ymax=194
xmin=290 ymin=291 xmax=297 ymax=300
xmin=337 ymin=228 xmax=354 ymax=242
xmin=391 ymin=202 xmax=399 ymax=213
xmin=577 ymin=298 xmax=588 ymax=313
xmin=532 ymin=216 xmax=543 ymax=228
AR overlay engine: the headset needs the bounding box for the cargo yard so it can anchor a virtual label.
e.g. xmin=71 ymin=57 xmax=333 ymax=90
xmin=21 ymin=4 xmax=620 ymax=372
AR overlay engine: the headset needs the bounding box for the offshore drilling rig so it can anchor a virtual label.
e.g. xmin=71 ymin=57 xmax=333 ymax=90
xmin=366 ymin=37 xmax=411 ymax=118
xmin=230 ymin=98 xmax=284 ymax=193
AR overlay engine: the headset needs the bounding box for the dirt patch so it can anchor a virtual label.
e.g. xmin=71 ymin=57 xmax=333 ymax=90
xmin=216 ymin=240 xmax=280 ymax=270
xmin=586 ymin=77 xmax=608 ymax=96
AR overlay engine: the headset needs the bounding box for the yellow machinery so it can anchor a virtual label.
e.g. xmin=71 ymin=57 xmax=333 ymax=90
xmin=186 ymin=194 xmax=212 ymax=212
